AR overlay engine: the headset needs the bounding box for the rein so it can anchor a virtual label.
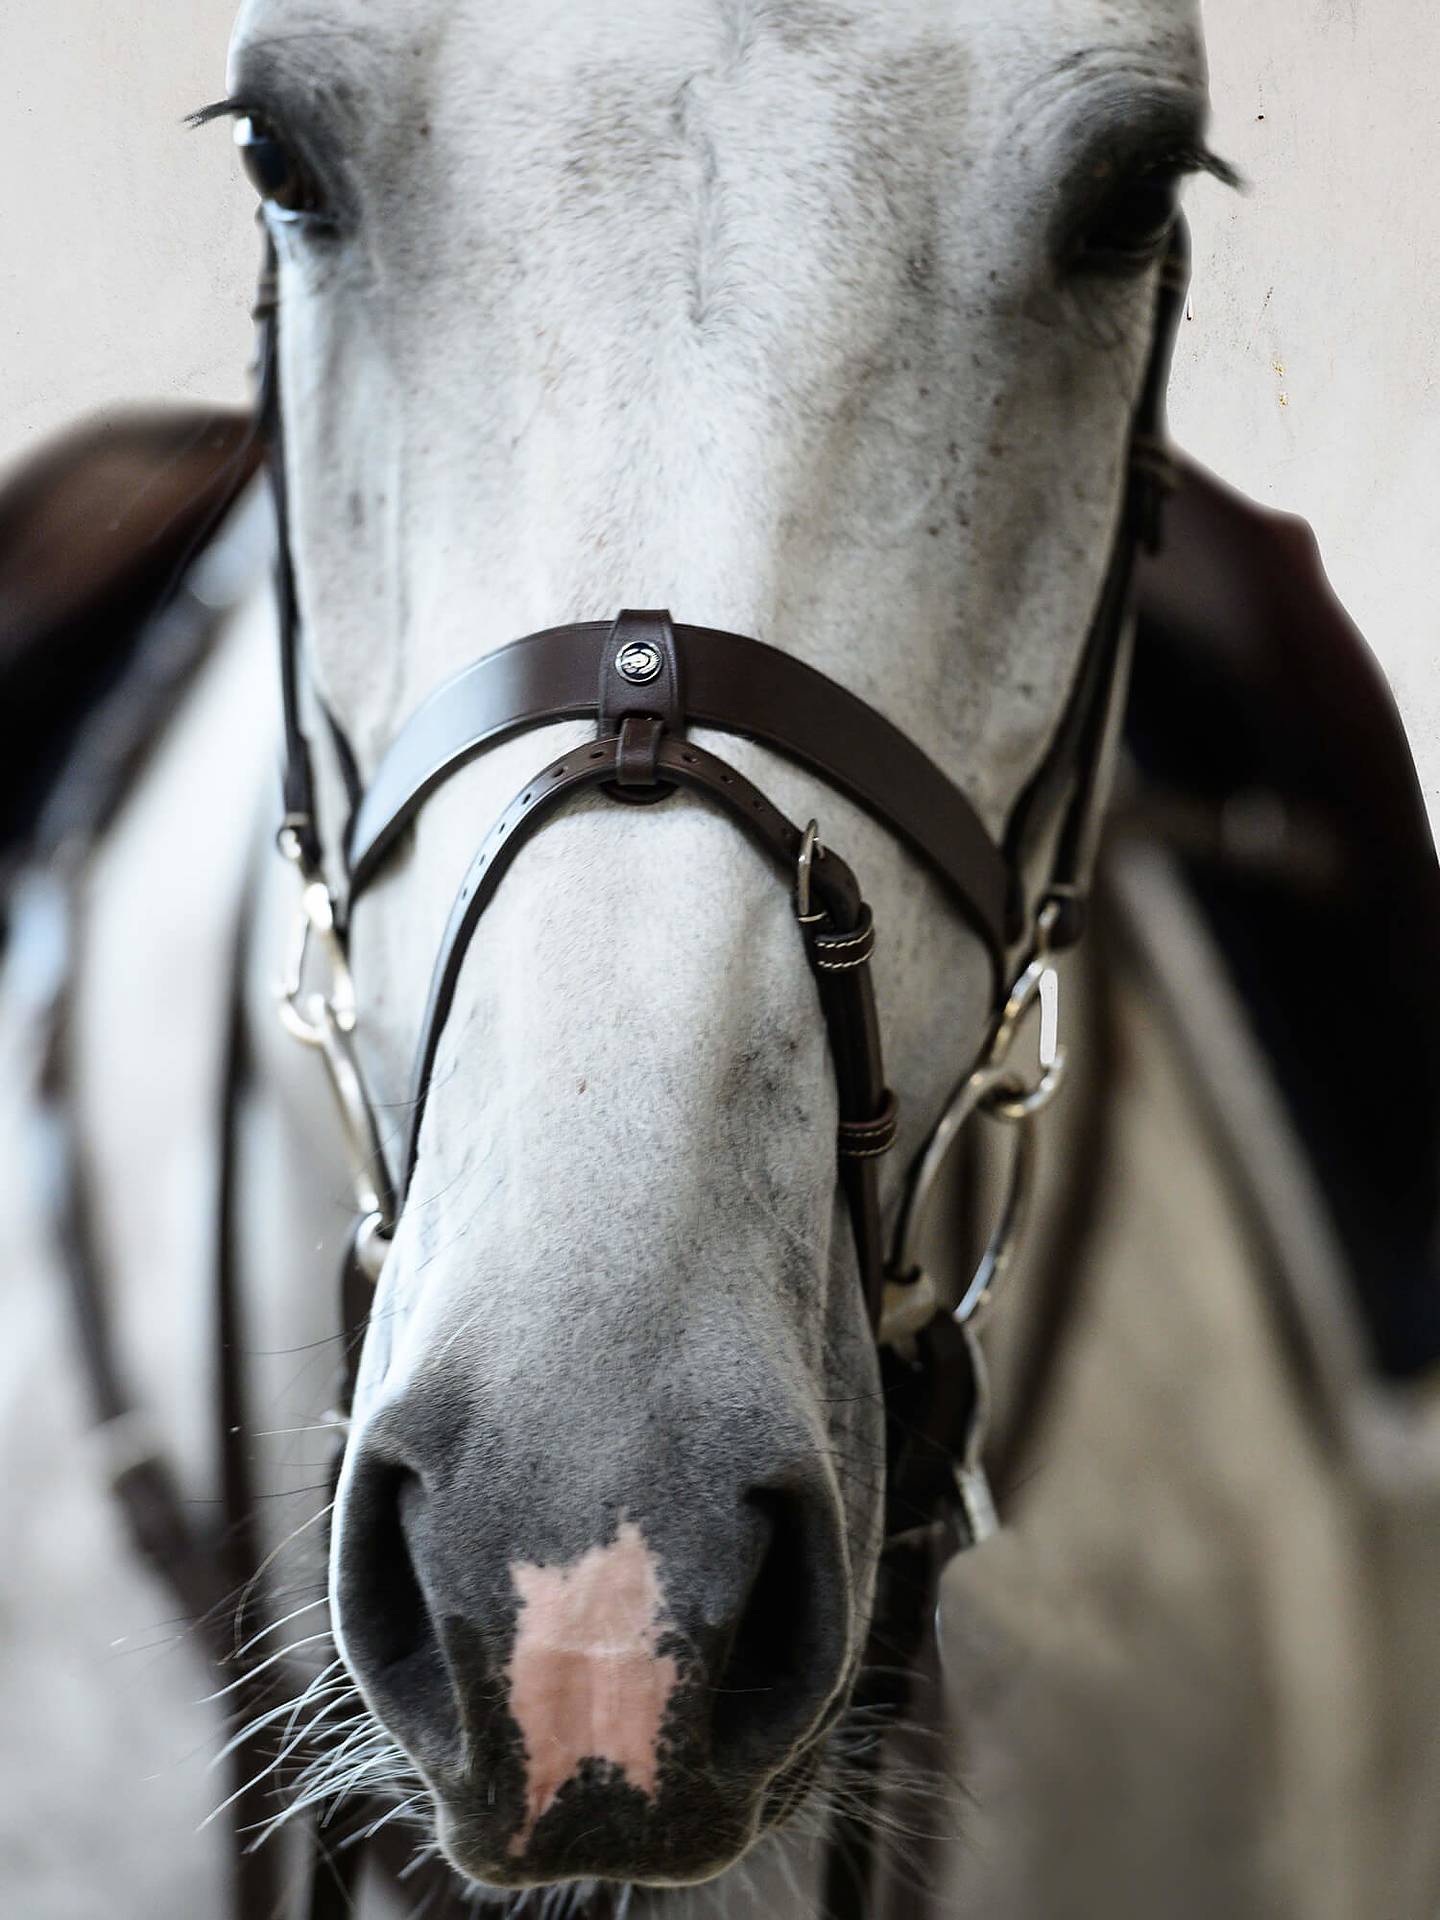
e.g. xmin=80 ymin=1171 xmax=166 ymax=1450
xmin=255 ymin=221 xmax=1190 ymax=1916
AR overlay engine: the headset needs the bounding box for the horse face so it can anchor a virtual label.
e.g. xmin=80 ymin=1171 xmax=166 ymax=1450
xmin=226 ymin=0 xmax=1208 ymax=1887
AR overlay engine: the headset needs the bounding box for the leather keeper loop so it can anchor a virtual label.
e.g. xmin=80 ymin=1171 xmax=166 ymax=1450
xmin=616 ymin=715 xmax=664 ymax=788
xmin=807 ymin=905 xmax=877 ymax=973
xmin=839 ymin=1090 xmax=900 ymax=1161
xmin=599 ymin=608 xmax=685 ymax=737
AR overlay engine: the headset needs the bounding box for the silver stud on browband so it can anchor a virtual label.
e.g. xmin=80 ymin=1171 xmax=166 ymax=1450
xmin=616 ymin=640 xmax=663 ymax=686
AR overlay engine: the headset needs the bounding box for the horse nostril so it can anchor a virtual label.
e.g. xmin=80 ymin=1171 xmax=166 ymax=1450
xmin=335 ymin=1457 xmax=461 ymax=1767
xmin=346 ymin=1465 xmax=426 ymax=1671
xmin=711 ymin=1488 xmax=838 ymax=1772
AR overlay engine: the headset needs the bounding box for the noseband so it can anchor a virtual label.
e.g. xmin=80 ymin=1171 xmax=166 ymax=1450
xmin=258 ymin=225 xmax=1189 ymax=1915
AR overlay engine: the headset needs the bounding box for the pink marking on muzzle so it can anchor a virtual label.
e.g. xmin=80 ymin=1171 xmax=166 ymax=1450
xmin=505 ymin=1518 xmax=680 ymax=1855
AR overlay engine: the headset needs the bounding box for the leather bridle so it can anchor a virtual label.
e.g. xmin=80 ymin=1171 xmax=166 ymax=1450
xmin=256 ymin=222 xmax=1190 ymax=1916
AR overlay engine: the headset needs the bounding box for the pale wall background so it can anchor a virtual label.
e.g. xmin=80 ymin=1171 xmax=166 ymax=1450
xmin=1 ymin=0 xmax=1436 ymax=828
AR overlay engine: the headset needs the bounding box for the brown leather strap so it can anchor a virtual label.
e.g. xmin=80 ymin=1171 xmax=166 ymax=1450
xmin=396 ymin=730 xmax=865 ymax=1113
xmin=803 ymin=912 xmax=893 ymax=1330
xmin=344 ymin=620 xmax=1011 ymax=966
xmin=392 ymin=728 xmax=895 ymax=1326
xmin=1003 ymin=226 xmax=1190 ymax=947
xmin=254 ymin=240 xmax=323 ymax=877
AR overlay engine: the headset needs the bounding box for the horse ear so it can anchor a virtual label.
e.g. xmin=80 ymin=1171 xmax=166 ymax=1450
xmin=0 ymin=407 xmax=261 ymax=859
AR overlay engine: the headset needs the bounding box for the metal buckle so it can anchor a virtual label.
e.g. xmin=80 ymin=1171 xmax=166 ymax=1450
xmin=795 ymin=820 xmax=824 ymax=923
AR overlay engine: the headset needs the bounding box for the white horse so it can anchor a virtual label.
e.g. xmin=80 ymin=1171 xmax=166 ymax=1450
xmin=3 ymin=0 xmax=1440 ymax=1914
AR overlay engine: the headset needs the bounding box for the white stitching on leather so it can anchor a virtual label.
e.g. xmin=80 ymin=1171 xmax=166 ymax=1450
xmin=815 ymin=948 xmax=873 ymax=971
xmin=815 ymin=922 xmax=873 ymax=952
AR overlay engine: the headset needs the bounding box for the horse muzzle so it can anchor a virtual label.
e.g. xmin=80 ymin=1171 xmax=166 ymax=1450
xmin=331 ymin=1385 xmax=857 ymax=1886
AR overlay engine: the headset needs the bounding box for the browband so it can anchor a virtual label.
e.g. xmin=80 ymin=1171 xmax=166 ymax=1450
xmin=344 ymin=620 xmax=1015 ymax=965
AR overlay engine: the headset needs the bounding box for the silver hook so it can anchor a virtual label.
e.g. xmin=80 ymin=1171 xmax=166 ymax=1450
xmin=795 ymin=820 xmax=824 ymax=923
xmin=880 ymin=903 xmax=1069 ymax=1348
xmin=276 ymin=834 xmax=356 ymax=1046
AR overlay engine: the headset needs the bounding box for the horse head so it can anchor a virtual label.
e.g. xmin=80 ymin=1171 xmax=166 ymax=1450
xmin=222 ymin=0 xmax=1214 ymax=1888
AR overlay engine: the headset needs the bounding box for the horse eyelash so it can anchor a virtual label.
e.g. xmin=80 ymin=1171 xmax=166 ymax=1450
xmin=185 ymin=98 xmax=1244 ymax=201
xmin=186 ymin=96 xmax=263 ymax=130
xmin=1179 ymin=143 xmax=1244 ymax=191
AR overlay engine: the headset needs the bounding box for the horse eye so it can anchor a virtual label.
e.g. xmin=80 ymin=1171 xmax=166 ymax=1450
xmin=1071 ymin=161 xmax=1183 ymax=273
xmin=234 ymin=114 xmax=323 ymax=220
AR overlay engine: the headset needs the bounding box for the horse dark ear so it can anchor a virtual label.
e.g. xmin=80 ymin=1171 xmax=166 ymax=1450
xmin=1131 ymin=457 xmax=1440 ymax=1379
xmin=0 ymin=408 xmax=260 ymax=866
